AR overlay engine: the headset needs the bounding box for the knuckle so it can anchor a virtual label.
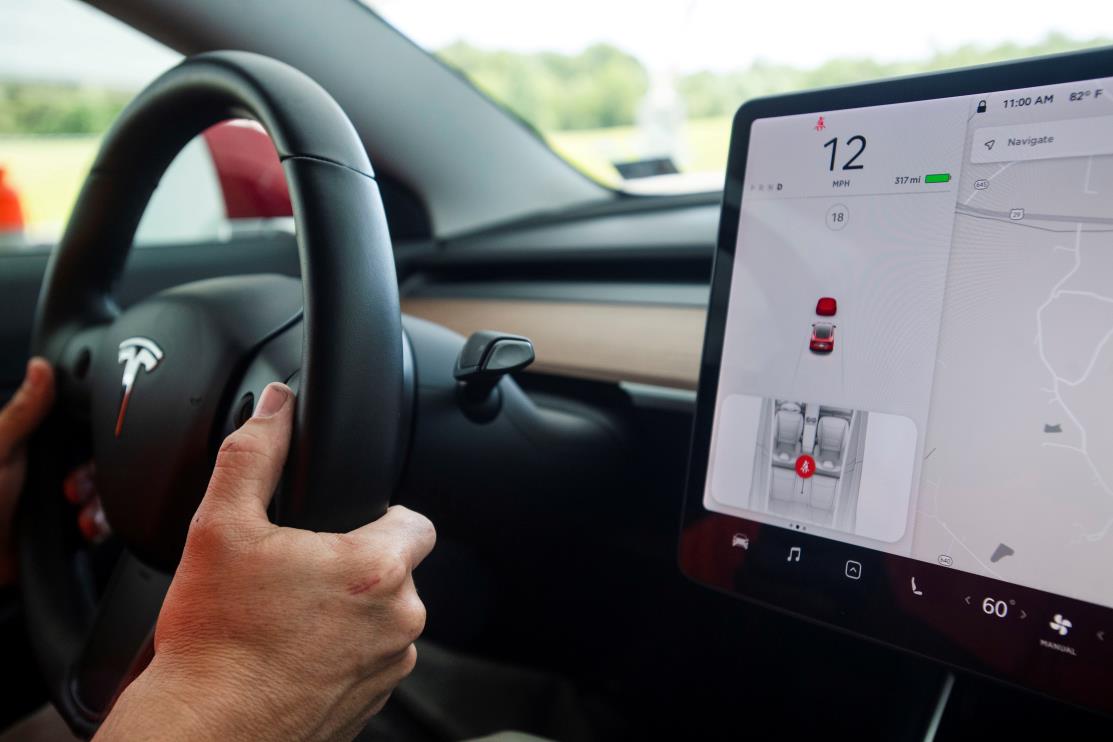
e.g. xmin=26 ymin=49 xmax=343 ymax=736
xmin=412 ymin=512 xmax=437 ymax=547
xmin=216 ymin=428 xmax=266 ymax=465
xmin=210 ymin=429 xmax=276 ymax=496
xmin=395 ymin=592 xmax=427 ymax=644
xmin=374 ymin=550 xmax=410 ymax=591
xmin=343 ymin=545 xmax=409 ymax=598
xmin=183 ymin=508 xmax=235 ymax=557
xmin=394 ymin=506 xmax=435 ymax=535
xmin=396 ymin=643 xmax=418 ymax=678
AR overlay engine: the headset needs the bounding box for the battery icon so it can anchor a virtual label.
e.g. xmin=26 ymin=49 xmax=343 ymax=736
xmin=925 ymin=173 xmax=951 ymax=184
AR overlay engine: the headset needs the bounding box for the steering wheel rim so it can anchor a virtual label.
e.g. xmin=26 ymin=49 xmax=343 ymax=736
xmin=17 ymin=51 xmax=406 ymax=735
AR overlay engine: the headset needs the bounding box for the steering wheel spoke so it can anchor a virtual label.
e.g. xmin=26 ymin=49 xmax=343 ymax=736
xmin=69 ymin=552 xmax=170 ymax=724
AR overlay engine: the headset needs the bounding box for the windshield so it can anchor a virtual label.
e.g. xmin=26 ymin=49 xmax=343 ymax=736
xmin=369 ymin=0 xmax=1110 ymax=194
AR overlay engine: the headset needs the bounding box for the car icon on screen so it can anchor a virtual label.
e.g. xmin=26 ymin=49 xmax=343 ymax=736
xmin=816 ymin=297 xmax=837 ymax=316
xmin=810 ymin=323 xmax=835 ymax=353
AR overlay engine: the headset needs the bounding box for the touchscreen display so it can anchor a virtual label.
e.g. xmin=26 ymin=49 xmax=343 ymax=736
xmin=681 ymin=56 xmax=1113 ymax=714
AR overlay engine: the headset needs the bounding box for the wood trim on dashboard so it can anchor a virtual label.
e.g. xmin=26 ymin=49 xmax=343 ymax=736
xmin=401 ymin=297 xmax=705 ymax=389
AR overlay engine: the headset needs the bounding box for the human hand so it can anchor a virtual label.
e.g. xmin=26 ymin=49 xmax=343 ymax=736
xmin=98 ymin=383 xmax=435 ymax=741
xmin=0 ymin=358 xmax=54 ymax=586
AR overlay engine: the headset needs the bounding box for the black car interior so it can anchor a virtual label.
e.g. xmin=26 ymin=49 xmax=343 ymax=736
xmin=0 ymin=7 xmax=1111 ymax=741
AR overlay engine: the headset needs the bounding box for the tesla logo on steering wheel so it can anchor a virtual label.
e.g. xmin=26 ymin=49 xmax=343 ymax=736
xmin=115 ymin=337 xmax=164 ymax=438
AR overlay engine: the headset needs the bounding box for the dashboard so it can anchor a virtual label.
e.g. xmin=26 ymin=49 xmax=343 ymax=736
xmin=681 ymin=48 xmax=1113 ymax=714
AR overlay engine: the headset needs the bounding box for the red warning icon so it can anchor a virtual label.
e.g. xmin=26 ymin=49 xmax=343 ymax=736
xmin=795 ymin=454 xmax=816 ymax=479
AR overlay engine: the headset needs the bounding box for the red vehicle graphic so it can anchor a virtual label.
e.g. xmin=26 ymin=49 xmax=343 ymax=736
xmin=816 ymin=296 xmax=837 ymax=316
xmin=810 ymin=323 xmax=835 ymax=353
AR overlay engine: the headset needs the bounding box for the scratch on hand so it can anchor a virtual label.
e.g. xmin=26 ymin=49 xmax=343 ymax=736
xmin=347 ymin=576 xmax=381 ymax=595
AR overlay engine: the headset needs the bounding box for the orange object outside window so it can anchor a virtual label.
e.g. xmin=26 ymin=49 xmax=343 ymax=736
xmin=0 ymin=167 xmax=25 ymax=232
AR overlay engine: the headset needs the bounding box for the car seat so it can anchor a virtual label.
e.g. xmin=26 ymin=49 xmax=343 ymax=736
xmin=773 ymin=404 xmax=803 ymax=463
xmin=814 ymin=416 xmax=849 ymax=471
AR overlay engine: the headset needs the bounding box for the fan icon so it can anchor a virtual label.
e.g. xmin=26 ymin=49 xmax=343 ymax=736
xmin=1049 ymin=613 xmax=1072 ymax=637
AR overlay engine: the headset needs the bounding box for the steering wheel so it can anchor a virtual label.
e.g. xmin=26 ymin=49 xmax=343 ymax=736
xmin=16 ymin=51 xmax=408 ymax=737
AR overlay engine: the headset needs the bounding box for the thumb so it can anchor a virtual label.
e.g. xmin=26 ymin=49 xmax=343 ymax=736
xmin=0 ymin=358 xmax=55 ymax=462
xmin=201 ymin=383 xmax=294 ymax=523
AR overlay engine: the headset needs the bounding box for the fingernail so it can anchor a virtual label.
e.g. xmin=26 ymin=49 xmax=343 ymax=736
xmin=253 ymin=383 xmax=291 ymax=418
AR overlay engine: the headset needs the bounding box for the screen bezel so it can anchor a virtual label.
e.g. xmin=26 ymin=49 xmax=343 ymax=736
xmin=680 ymin=46 xmax=1113 ymax=715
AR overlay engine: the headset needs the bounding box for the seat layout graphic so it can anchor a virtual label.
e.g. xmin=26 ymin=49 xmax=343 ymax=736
xmin=748 ymin=398 xmax=868 ymax=531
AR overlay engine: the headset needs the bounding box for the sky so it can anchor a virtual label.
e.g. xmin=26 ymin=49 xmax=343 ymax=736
xmin=0 ymin=0 xmax=180 ymax=86
xmin=1 ymin=0 xmax=1109 ymax=87
xmin=371 ymin=0 xmax=1109 ymax=73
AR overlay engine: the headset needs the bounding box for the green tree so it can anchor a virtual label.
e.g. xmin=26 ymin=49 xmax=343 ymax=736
xmin=438 ymin=41 xmax=647 ymax=130
xmin=439 ymin=32 xmax=1111 ymax=134
xmin=0 ymin=82 xmax=131 ymax=135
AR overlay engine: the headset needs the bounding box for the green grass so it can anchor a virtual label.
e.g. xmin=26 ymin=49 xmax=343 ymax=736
xmin=0 ymin=135 xmax=100 ymax=238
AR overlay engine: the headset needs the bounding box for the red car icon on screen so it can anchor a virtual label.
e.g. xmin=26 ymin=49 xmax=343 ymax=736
xmin=810 ymin=323 xmax=835 ymax=353
xmin=816 ymin=297 xmax=837 ymax=316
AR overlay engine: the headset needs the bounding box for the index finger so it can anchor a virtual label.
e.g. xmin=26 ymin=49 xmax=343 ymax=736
xmin=349 ymin=505 xmax=436 ymax=571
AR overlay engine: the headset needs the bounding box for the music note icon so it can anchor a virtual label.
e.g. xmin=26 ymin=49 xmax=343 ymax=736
xmin=787 ymin=546 xmax=802 ymax=562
